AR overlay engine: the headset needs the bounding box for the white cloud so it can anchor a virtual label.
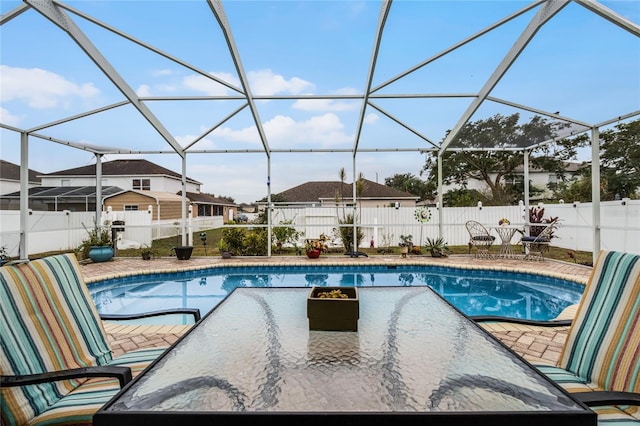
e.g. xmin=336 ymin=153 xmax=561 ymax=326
xmin=364 ymin=112 xmax=379 ymax=124
xmin=136 ymin=84 xmax=151 ymax=97
xmin=212 ymin=113 xmax=352 ymax=148
xmin=152 ymin=69 xmax=175 ymax=77
xmin=182 ymin=72 xmax=240 ymax=95
xmin=0 ymin=65 xmax=99 ymax=109
xmin=292 ymin=98 xmax=359 ymax=112
xmin=0 ymin=107 xmax=22 ymax=126
xmin=181 ymin=69 xmax=314 ymax=97
xmin=247 ymin=69 xmax=314 ymax=95
xmin=176 ymin=133 xmax=217 ymax=150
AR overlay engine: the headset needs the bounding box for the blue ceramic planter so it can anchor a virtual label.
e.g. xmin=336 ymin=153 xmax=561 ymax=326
xmin=89 ymin=246 xmax=114 ymax=263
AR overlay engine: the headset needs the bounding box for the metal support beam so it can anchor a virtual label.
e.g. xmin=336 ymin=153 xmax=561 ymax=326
xmin=353 ymin=0 xmax=392 ymax=153
xmin=437 ymin=154 xmax=443 ymax=238
xmin=574 ymin=0 xmax=640 ymax=37
xmin=181 ymin=156 xmax=188 ymax=246
xmin=591 ymin=127 xmax=601 ymax=263
xmin=267 ymin=159 xmax=272 ymax=257
xmin=439 ymin=0 xmax=570 ymax=154
xmin=19 ymin=133 xmax=29 ymax=260
xmin=206 ymin=0 xmax=270 ymax=156
xmin=25 ymin=0 xmax=185 ymax=157
xmin=95 ymin=154 xmax=103 ymax=226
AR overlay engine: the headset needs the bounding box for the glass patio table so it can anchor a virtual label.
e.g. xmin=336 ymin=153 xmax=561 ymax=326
xmin=95 ymin=287 xmax=595 ymax=426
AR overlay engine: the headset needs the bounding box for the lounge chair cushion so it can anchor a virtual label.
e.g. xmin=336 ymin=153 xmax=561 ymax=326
xmin=28 ymin=348 xmax=165 ymax=426
xmin=472 ymin=235 xmax=496 ymax=241
xmin=0 ymin=254 xmax=113 ymax=425
xmin=558 ymin=251 xmax=640 ymax=393
xmin=535 ymin=365 xmax=640 ymax=423
xmin=521 ymin=236 xmax=550 ymax=242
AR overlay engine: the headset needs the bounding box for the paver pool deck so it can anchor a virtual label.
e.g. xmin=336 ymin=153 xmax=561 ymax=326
xmin=80 ymin=254 xmax=593 ymax=366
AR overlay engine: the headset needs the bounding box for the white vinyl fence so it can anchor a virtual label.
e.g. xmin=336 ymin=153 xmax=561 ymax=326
xmin=0 ymin=200 xmax=637 ymax=257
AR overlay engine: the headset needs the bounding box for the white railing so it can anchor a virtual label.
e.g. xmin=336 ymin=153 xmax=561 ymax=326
xmin=0 ymin=200 xmax=637 ymax=257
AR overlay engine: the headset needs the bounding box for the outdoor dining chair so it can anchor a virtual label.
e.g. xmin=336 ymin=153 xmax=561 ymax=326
xmin=465 ymin=220 xmax=496 ymax=258
xmin=0 ymin=253 xmax=201 ymax=426
xmin=474 ymin=250 xmax=640 ymax=425
xmin=520 ymin=219 xmax=558 ymax=261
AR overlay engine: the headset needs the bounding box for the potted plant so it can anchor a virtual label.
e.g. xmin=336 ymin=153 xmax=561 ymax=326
xmin=78 ymin=221 xmax=113 ymax=263
xmin=139 ymin=244 xmax=154 ymax=260
xmin=305 ymin=234 xmax=329 ymax=258
xmin=307 ymin=286 xmax=359 ymax=331
xmin=399 ymin=234 xmax=413 ymax=257
xmin=218 ymin=239 xmax=232 ymax=259
xmin=0 ymin=246 xmax=11 ymax=266
xmin=424 ymin=237 xmax=450 ymax=258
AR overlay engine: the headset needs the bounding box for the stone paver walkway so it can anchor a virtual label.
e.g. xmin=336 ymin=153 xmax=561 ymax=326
xmin=84 ymin=254 xmax=592 ymax=366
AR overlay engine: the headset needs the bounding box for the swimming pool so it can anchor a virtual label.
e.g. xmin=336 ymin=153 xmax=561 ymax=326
xmin=89 ymin=264 xmax=585 ymax=325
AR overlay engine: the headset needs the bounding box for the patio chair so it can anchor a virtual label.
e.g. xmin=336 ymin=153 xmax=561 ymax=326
xmin=474 ymin=250 xmax=640 ymax=425
xmin=520 ymin=219 xmax=558 ymax=261
xmin=0 ymin=253 xmax=201 ymax=426
xmin=465 ymin=220 xmax=496 ymax=258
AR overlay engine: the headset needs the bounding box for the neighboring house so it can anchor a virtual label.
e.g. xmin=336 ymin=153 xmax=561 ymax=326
xmin=103 ymin=190 xmax=238 ymax=221
xmin=179 ymin=191 xmax=239 ymax=222
xmin=40 ymin=159 xmax=202 ymax=194
xmin=444 ymin=162 xmax=582 ymax=200
xmin=103 ymin=190 xmax=186 ymax=220
xmin=0 ymin=186 xmax=123 ymax=211
xmin=263 ymin=179 xmax=419 ymax=208
xmin=0 ymin=160 xmax=42 ymax=196
xmin=1 ymin=159 xmax=236 ymax=217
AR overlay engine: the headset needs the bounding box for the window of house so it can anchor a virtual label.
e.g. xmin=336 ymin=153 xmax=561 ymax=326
xmin=504 ymin=175 xmax=524 ymax=186
xmin=124 ymin=205 xmax=139 ymax=211
xmin=132 ymin=178 xmax=151 ymax=190
xmin=61 ymin=179 xmax=70 ymax=186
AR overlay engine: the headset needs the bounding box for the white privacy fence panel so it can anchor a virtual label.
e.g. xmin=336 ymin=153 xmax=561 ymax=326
xmin=1 ymin=200 xmax=637 ymax=257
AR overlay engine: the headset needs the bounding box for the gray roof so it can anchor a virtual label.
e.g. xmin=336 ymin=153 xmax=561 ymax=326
xmin=0 ymin=160 xmax=42 ymax=183
xmin=43 ymin=159 xmax=201 ymax=185
xmin=272 ymin=179 xmax=419 ymax=203
xmin=1 ymin=186 xmax=123 ymax=199
xmin=180 ymin=191 xmax=238 ymax=207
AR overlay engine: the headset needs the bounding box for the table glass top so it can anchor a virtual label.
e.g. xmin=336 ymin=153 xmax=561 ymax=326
xmin=104 ymin=287 xmax=583 ymax=414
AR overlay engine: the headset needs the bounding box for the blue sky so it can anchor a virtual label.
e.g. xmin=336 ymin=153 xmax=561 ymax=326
xmin=1 ymin=0 xmax=639 ymax=204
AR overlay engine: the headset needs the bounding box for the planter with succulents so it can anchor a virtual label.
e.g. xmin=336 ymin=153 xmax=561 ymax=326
xmin=307 ymin=287 xmax=359 ymax=331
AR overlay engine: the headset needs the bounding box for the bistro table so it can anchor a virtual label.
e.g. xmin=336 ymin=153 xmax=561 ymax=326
xmin=492 ymin=225 xmax=522 ymax=259
xmin=95 ymin=287 xmax=595 ymax=426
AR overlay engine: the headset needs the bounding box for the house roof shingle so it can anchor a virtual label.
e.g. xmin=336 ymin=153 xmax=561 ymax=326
xmin=180 ymin=191 xmax=238 ymax=206
xmin=0 ymin=160 xmax=42 ymax=183
xmin=271 ymin=179 xmax=419 ymax=204
xmin=42 ymin=159 xmax=201 ymax=184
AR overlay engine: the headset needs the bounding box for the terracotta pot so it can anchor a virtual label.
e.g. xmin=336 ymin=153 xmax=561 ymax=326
xmin=306 ymin=249 xmax=321 ymax=259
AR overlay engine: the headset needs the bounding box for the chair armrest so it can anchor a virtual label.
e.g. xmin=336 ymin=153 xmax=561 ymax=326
xmin=1 ymin=365 xmax=132 ymax=388
xmin=470 ymin=316 xmax=573 ymax=327
xmin=100 ymin=307 xmax=201 ymax=322
xmin=572 ymin=391 xmax=640 ymax=407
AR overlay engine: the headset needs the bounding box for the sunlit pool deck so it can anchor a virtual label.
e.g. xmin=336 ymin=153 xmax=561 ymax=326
xmin=81 ymin=254 xmax=592 ymax=367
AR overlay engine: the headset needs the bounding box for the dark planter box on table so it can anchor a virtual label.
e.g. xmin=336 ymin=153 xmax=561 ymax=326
xmin=307 ymin=286 xmax=359 ymax=331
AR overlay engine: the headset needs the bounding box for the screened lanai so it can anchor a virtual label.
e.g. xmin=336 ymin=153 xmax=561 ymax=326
xmin=1 ymin=0 xmax=639 ymax=260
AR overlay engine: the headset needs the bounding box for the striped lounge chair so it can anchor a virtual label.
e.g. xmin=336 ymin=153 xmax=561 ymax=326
xmin=476 ymin=250 xmax=640 ymax=424
xmin=0 ymin=254 xmax=200 ymax=426
xmin=536 ymin=250 xmax=640 ymax=424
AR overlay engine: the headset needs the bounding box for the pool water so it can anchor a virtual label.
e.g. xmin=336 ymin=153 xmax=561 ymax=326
xmin=89 ymin=265 xmax=584 ymax=324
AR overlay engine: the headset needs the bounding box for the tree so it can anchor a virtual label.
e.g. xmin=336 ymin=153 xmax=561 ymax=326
xmin=552 ymin=119 xmax=639 ymax=202
xmin=422 ymin=113 xmax=586 ymax=205
xmin=599 ymin=119 xmax=640 ymax=199
xmin=385 ymin=173 xmax=435 ymax=201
